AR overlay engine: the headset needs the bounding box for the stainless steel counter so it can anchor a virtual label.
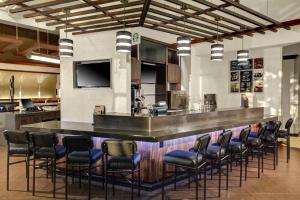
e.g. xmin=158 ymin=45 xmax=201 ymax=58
xmin=21 ymin=107 xmax=277 ymax=142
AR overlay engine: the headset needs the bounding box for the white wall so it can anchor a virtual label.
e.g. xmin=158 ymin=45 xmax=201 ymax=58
xmin=60 ymin=29 xmax=131 ymax=123
xmin=189 ymin=46 xmax=282 ymax=116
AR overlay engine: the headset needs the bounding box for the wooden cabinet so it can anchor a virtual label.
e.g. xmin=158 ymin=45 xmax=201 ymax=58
xmin=131 ymin=57 xmax=141 ymax=82
xmin=167 ymin=63 xmax=181 ymax=83
xmin=15 ymin=110 xmax=60 ymax=129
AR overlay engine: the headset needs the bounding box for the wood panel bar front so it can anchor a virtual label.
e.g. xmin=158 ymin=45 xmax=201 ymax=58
xmin=21 ymin=107 xmax=276 ymax=186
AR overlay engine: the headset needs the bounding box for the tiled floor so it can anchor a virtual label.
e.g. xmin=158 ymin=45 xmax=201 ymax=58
xmin=0 ymin=146 xmax=299 ymax=200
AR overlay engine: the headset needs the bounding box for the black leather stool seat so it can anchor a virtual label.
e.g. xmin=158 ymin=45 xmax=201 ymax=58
xmin=249 ymin=132 xmax=258 ymax=138
xmin=277 ymin=130 xmax=288 ymax=138
xmin=9 ymin=144 xmax=33 ymax=155
xmin=206 ymin=144 xmax=226 ymax=159
xmin=107 ymin=153 xmax=141 ymax=170
xmin=163 ymin=150 xmax=203 ymax=167
xmin=229 ymin=140 xmax=246 ymax=152
xmin=68 ymin=149 xmax=103 ymax=164
xmin=247 ymin=137 xmax=261 ymax=146
xmin=34 ymin=145 xmax=65 ymax=158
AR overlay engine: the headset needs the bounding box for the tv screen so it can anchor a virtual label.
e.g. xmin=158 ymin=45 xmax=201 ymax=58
xmin=21 ymin=99 xmax=35 ymax=108
xmin=141 ymin=64 xmax=157 ymax=84
xmin=74 ymin=60 xmax=111 ymax=88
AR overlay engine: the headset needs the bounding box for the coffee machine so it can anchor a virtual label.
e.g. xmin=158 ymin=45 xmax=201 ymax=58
xmin=204 ymin=94 xmax=217 ymax=111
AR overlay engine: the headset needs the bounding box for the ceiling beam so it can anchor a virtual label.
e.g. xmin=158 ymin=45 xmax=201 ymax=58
xmin=65 ymin=19 xmax=139 ymax=32
xmin=149 ymin=8 xmax=231 ymax=35
xmin=143 ymin=24 xmax=212 ymax=43
xmin=192 ymin=18 xmax=300 ymax=44
xmin=145 ymin=19 xmax=212 ymax=39
xmin=151 ymin=1 xmax=241 ymax=32
xmin=193 ymin=0 xmax=276 ymax=32
xmin=16 ymin=43 xmax=58 ymax=56
xmin=9 ymin=0 xmax=77 ymax=13
xmin=51 ymin=8 xmax=141 ymax=27
xmin=147 ymin=14 xmax=236 ymax=40
xmin=165 ymin=0 xmax=253 ymax=32
xmin=72 ymin=24 xmax=139 ymax=35
xmin=81 ymin=0 xmax=122 ymax=24
xmin=220 ymin=0 xmax=290 ymax=30
xmin=0 ymin=0 xmax=31 ymax=7
xmin=23 ymin=0 xmax=119 ymax=18
xmin=139 ymin=0 xmax=151 ymax=26
xmin=55 ymin=13 xmax=141 ymax=30
xmin=36 ymin=1 xmax=143 ymax=23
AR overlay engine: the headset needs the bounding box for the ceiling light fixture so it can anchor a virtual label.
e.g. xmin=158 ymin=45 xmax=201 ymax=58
xmin=116 ymin=0 xmax=131 ymax=53
xmin=177 ymin=8 xmax=191 ymax=57
xmin=59 ymin=9 xmax=73 ymax=57
xmin=237 ymin=28 xmax=249 ymax=65
xmin=27 ymin=23 xmax=60 ymax=64
xmin=27 ymin=52 xmax=60 ymax=64
xmin=211 ymin=19 xmax=224 ymax=61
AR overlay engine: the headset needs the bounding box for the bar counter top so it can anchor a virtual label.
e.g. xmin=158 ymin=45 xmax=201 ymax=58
xmin=21 ymin=107 xmax=277 ymax=142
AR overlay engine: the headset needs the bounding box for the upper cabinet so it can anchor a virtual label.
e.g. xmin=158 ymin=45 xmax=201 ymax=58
xmin=140 ymin=39 xmax=166 ymax=64
xmin=131 ymin=57 xmax=141 ymax=82
xmin=167 ymin=63 xmax=181 ymax=83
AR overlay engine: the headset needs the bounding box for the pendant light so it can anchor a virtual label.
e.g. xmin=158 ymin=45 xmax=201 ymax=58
xmin=237 ymin=33 xmax=249 ymax=65
xmin=211 ymin=19 xmax=224 ymax=61
xmin=59 ymin=9 xmax=73 ymax=57
xmin=177 ymin=13 xmax=191 ymax=56
xmin=27 ymin=23 xmax=60 ymax=64
xmin=116 ymin=1 xmax=131 ymax=53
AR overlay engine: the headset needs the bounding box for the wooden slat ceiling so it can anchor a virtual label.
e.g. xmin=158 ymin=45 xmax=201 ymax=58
xmin=0 ymin=0 xmax=292 ymax=43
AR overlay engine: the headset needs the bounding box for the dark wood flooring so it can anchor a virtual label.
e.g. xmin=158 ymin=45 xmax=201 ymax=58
xmin=1 ymin=146 xmax=299 ymax=200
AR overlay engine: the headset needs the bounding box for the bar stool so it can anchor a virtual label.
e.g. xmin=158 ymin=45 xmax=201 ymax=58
xmin=102 ymin=139 xmax=141 ymax=200
xmin=206 ymin=130 xmax=232 ymax=197
xmin=3 ymin=130 xmax=32 ymax=191
xmin=63 ymin=136 xmax=104 ymax=200
xmin=229 ymin=127 xmax=250 ymax=186
xmin=277 ymin=118 xmax=293 ymax=163
xmin=261 ymin=121 xmax=281 ymax=170
xmin=31 ymin=132 xmax=65 ymax=198
xmin=162 ymin=134 xmax=211 ymax=200
xmin=246 ymin=124 xmax=266 ymax=177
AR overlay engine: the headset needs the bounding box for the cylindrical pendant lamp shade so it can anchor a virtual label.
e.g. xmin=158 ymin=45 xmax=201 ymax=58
xmin=237 ymin=49 xmax=249 ymax=64
xmin=59 ymin=38 xmax=73 ymax=57
xmin=211 ymin=43 xmax=224 ymax=61
xmin=116 ymin=31 xmax=132 ymax=53
xmin=177 ymin=36 xmax=191 ymax=56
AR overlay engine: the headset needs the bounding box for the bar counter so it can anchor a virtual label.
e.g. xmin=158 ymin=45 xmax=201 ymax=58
xmin=20 ymin=107 xmax=277 ymax=185
xmin=22 ymin=107 xmax=276 ymax=142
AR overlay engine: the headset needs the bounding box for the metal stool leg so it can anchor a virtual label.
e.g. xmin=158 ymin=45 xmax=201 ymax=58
xmin=174 ymin=166 xmax=177 ymax=191
xmin=131 ymin=169 xmax=134 ymax=200
xmin=65 ymin=162 xmax=68 ymax=200
xmin=204 ymin=164 xmax=207 ymax=200
xmin=53 ymin=158 xmax=56 ymax=198
xmin=26 ymin=155 xmax=30 ymax=192
xmin=195 ymin=168 xmax=199 ymax=200
xmin=240 ymin=153 xmax=243 ymax=187
xmin=226 ymin=157 xmax=229 ymax=190
xmin=6 ymin=155 xmax=9 ymax=191
xmin=138 ymin=163 xmax=141 ymax=196
xmin=162 ymin=163 xmax=165 ymax=200
xmin=32 ymin=158 xmax=36 ymax=196
xmin=88 ymin=164 xmax=91 ymax=200
xmin=218 ymin=159 xmax=221 ymax=197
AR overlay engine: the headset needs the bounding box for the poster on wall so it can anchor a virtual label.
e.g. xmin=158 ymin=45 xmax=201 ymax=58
xmin=253 ymin=69 xmax=264 ymax=81
xmin=254 ymin=58 xmax=264 ymax=69
xmin=230 ymin=60 xmax=239 ymax=71
xmin=230 ymin=71 xmax=239 ymax=82
xmin=239 ymin=59 xmax=253 ymax=70
xmin=240 ymin=70 xmax=253 ymax=92
xmin=254 ymin=80 xmax=264 ymax=92
xmin=230 ymin=82 xmax=240 ymax=93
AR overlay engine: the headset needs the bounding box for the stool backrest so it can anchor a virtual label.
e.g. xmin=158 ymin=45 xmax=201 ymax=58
xmin=194 ymin=134 xmax=211 ymax=154
xmin=218 ymin=130 xmax=232 ymax=148
xmin=258 ymin=124 xmax=267 ymax=137
xmin=63 ymin=136 xmax=93 ymax=153
xmin=285 ymin=118 xmax=293 ymax=130
xmin=239 ymin=127 xmax=250 ymax=143
xmin=102 ymin=139 xmax=137 ymax=157
xmin=31 ymin=132 xmax=58 ymax=148
xmin=3 ymin=130 xmax=30 ymax=145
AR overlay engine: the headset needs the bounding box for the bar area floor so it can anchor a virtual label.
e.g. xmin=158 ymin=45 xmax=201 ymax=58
xmin=0 ymin=145 xmax=299 ymax=200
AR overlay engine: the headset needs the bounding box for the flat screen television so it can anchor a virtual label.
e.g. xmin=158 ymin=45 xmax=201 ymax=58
xmin=74 ymin=59 xmax=111 ymax=88
xmin=141 ymin=63 xmax=157 ymax=84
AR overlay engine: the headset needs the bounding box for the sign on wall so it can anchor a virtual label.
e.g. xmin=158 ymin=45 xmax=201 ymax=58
xmin=229 ymin=57 xmax=264 ymax=93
